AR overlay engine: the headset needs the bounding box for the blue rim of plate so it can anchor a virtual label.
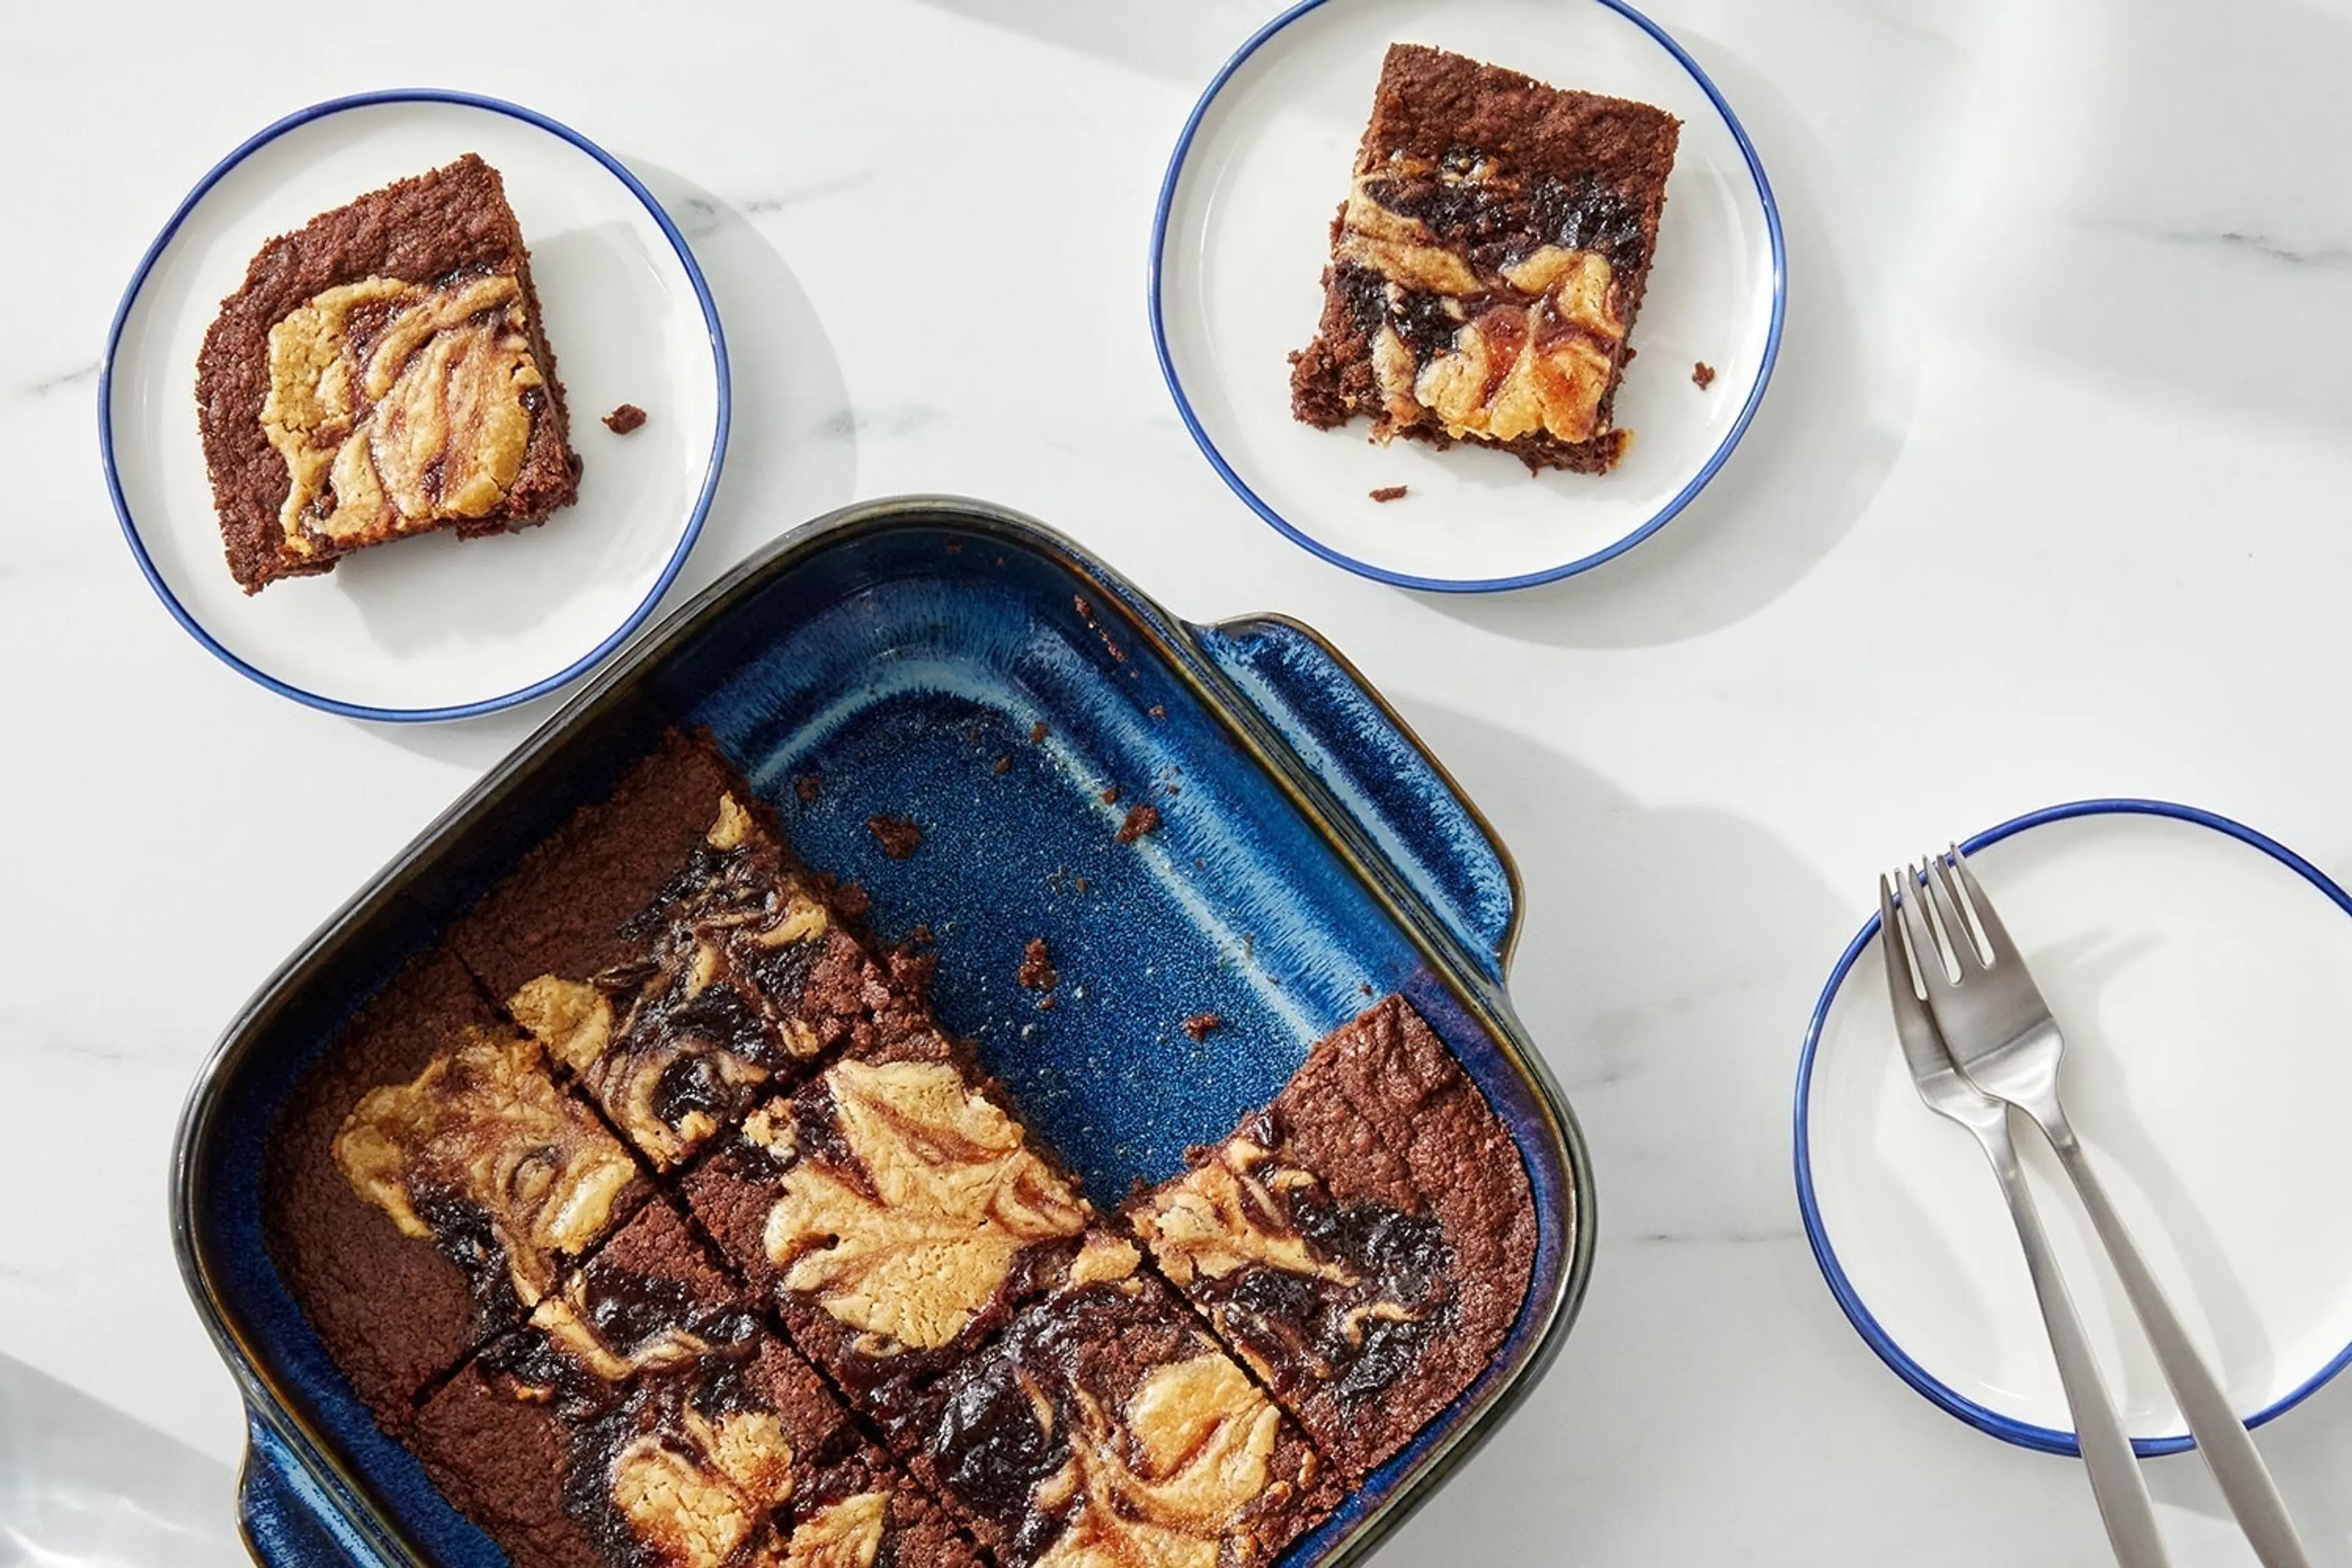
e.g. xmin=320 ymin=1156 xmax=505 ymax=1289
xmin=97 ymin=88 xmax=732 ymax=724
xmin=1148 ymin=0 xmax=1787 ymax=594
xmin=1794 ymin=797 xmax=2352 ymax=1458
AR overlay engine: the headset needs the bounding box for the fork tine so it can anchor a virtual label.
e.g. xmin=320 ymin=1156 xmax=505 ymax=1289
xmin=1919 ymin=851 xmax=1988 ymax=978
xmin=1892 ymin=861 xmax=1953 ymax=990
xmin=1945 ymin=845 xmax=2022 ymax=972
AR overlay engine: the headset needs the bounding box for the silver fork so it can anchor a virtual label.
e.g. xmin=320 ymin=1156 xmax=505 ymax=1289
xmin=1878 ymin=873 xmax=2168 ymax=1566
xmin=1902 ymin=848 xmax=2312 ymax=1568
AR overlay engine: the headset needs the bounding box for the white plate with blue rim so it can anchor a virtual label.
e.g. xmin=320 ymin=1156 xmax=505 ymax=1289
xmin=1798 ymin=802 xmax=2352 ymax=1453
xmin=102 ymin=90 xmax=728 ymax=722
xmin=1151 ymin=0 xmax=1783 ymax=593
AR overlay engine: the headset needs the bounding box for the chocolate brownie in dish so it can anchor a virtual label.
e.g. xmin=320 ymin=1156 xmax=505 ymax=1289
xmin=415 ymin=1201 xmax=979 ymax=1568
xmin=195 ymin=154 xmax=581 ymax=592
xmin=1289 ymin=44 xmax=1679 ymax=474
xmin=684 ymin=1033 xmax=1097 ymax=1406
xmin=453 ymin=733 xmax=910 ymax=1170
xmin=1127 ymin=995 xmax=1536 ymax=1480
xmin=878 ymin=1237 xmax=1338 ymax=1564
xmin=265 ymin=951 xmax=652 ymax=1432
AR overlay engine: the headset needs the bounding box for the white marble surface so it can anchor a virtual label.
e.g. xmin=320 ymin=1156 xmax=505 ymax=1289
xmin=6 ymin=1 xmax=2352 ymax=1562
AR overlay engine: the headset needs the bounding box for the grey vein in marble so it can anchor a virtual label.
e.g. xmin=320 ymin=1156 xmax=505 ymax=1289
xmin=19 ymin=361 xmax=97 ymax=400
xmin=821 ymin=404 xmax=940 ymax=439
xmin=2149 ymin=227 xmax=2352 ymax=270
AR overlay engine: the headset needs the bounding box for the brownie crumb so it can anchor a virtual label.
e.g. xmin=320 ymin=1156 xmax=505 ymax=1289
xmin=1359 ymin=981 xmax=1375 ymax=996
xmin=909 ymin=924 xmax=934 ymax=945
xmin=1692 ymin=361 xmax=1716 ymax=389
xmin=865 ymin=816 xmax=922 ymax=859
xmin=1017 ymin=938 xmax=1059 ymax=992
xmin=1073 ymin=595 xmax=1093 ymax=618
xmin=1182 ymin=1011 xmax=1223 ymax=1042
xmin=831 ymin=881 xmax=870 ymax=921
xmin=1147 ymin=704 xmax=1166 ymax=720
xmin=794 ymin=774 xmax=821 ymax=804
xmin=1370 ymin=484 xmax=1409 ymax=503
xmin=1116 ymin=804 xmax=1163 ymax=844
xmin=1029 ymin=722 xmax=1049 ymax=744
xmin=1037 ymin=994 xmax=1057 ymax=1012
xmin=602 ymin=402 xmax=648 ymax=434
xmin=1101 ymin=786 xmax=1121 ymax=805
xmin=992 ymin=756 xmax=1012 ymax=775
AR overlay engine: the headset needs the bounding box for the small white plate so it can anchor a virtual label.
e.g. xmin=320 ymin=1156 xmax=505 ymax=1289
xmin=102 ymin=91 xmax=728 ymax=722
xmin=1798 ymin=803 xmax=2352 ymax=1453
xmin=1152 ymin=0 xmax=1782 ymax=593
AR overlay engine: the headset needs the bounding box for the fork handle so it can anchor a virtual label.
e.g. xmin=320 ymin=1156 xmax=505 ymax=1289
xmin=1975 ymin=1122 xmax=2170 ymax=1567
xmin=2030 ymin=1106 xmax=2312 ymax=1568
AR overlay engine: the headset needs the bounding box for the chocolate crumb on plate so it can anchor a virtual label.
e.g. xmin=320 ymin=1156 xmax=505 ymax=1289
xmin=1029 ymin=721 xmax=1048 ymax=744
xmin=1370 ymin=484 xmax=1409 ymax=503
xmin=867 ymin=815 xmax=923 ymax=859
xmin=1017 ymin=937 xmax=1059 ymax=992
xmin=1100 ymin=785 xmax=1120 ymax=805
xmin=1692 ymin=361 xmax=1716 ymax=389
xmin=794 ymin=772 xmax=822 ymax=804
xmin=1182 ymin=1011 xmax=1223 ymax=1042
xmin=1115 ymin=803 xmax=1163 ymax=844
xmin=991 ymin=755 xmax=1012 ymax=775
xmin=601 ymin=402 xmax=647 ymax=434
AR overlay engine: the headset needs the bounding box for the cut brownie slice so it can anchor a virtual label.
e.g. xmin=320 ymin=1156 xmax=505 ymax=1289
xmin=685 ymin=1034 xmax=1096 ymax=1405
xmin=1126 ymin=995 xmax=1537 ymax=1480
xmin=454 ymin=733 xmax=911 ymax=1170
xmin=1289 ymin=43 xmax=1680 ymax=473
xmin=413 ymin=1202 xmax=979 ymax=1568
xmin=265 ymin=952 xmax=651 ymax=1431
xmin=878 ymin=1239 xmax=1338 ymax=1565
xmin=195 ymin=153 xmax=581 ymax=592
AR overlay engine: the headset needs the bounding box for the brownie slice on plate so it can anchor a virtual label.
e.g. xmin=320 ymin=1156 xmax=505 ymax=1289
xmin=684 ymin=1030 xmax=1096 ymax=1406
xmin=878 ymin=1240 xmax=1339 ymax=1566
xmin=196 ymin=153 xmax=581 ymax=592
xmin=453 ymin=732 xmax=911 ymax=1171
xmin=415 ymin=1202 xmax=979 ymax=1568
xmin=265 ymin=952 xmax=652 ymax=1432
xmin=1289 ymin=43 xmax=1679 ymax=473
xmin=1126 ymin=995 xmax=1537 ymax=1480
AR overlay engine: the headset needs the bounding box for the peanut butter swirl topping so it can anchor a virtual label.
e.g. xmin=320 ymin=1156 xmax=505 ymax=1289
xmin=509 ymin=793 xmax=839 ymax=1170
xmin=261 ymin=270 xmax=544 ymax=552
xmin=1337 ymin=153 xmax=1631 ymax=446
xmin=1032 ymin=1354 xmax=1285 ymax=1568
xmin=332 ymin=1028 xmax=637 ymax=1310
xmin=763 ymin=1058 xmax=1091 ymax=1352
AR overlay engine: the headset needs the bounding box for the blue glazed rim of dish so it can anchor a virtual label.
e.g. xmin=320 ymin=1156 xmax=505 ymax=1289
xmin=97 ymin=87 xmax=732 ymax=724
xmin=1148 ymin=0 xmax=1787 ymax=594
xmin=1793 ymin=796 xmax=2352 ymax=1458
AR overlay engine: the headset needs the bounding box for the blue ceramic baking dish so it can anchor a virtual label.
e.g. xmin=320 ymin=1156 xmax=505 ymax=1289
xmin=172 ymin=496 xmax=1594 ymax=1567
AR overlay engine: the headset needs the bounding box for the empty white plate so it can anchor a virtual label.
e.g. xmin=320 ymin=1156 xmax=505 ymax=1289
xmin=1152 ymin=0 xmax=1783 ymax=592
xmin=103 ymin=91 xmax=728 ymax=721
xmin=1799 ymin=802 xmax=2352 ymax=1453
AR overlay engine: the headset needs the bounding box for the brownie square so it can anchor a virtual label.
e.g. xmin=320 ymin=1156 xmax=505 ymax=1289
xmin=685 ymin=1033 xmax=1098 ymax=1405
xmin=265 ymin=952 xmax=651 ymax=1432
xmin=1127 ymin=995 xmax=1537 ymax=1480
xmin=454 ymin=733 xmax=909 ymax=1170
xmin=880 ymin=1243 xmax=1338 ymax=1565
xmin=414 ymin=1202 xmax=979 ymax=1568
xmin=195 ymin=154 xmax=581 ymax=592
xmin=1289 ymin=43 xmax=1680 ymax=473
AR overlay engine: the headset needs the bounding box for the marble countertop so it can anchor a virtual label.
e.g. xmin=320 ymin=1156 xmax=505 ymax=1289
xmin=6 ymin=0 xmax=2352 ymax=1562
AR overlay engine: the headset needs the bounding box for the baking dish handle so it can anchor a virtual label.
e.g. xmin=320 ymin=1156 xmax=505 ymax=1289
xmin=1193 ymin=616 xmax=1518 ymax=983
xmin=239 ymin=1411 xmax=385 ymax=1568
